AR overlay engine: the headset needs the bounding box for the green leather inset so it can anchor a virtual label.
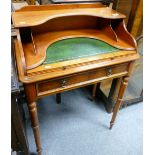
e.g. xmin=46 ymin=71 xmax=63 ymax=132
xmin=44 ymin=37 xmax=119 ymax=64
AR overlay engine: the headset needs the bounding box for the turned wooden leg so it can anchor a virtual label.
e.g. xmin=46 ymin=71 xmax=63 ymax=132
xmin=27 ymin=102 xmax=42 ymax=155
xmin=109 ymin=76 xmax=129 ymax=129
xmin=56 ymin=93 xmax=61 ymax=104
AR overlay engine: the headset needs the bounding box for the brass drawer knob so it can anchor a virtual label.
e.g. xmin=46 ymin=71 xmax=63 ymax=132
xmin=61 ymin=79 xmax=67 ymax=87
xmin=107 ymin=68 xmax=112 ymax=76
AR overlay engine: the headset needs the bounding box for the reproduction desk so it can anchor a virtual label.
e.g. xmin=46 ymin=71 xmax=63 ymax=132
xmin=12 ymin=3 xmax=139 ymax=154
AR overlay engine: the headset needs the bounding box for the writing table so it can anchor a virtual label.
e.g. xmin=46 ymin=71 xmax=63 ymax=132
xmin=12 ymin=3 xmax=139 ymax=154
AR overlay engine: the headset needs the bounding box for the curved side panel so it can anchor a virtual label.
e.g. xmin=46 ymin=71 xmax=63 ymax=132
xmin=16 ymin=30 xmax=26 ymax=75
xmin=99 ymin=19 xmax=118 ymax=42
xmin=112 ymin=20 xmax=137 ymax=49
xmin=109 ymin=24 xmax=118 ymax=42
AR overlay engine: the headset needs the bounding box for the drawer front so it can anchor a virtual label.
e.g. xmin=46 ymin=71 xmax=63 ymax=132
xmin=36 ymin=63 xmax=128 ymax=96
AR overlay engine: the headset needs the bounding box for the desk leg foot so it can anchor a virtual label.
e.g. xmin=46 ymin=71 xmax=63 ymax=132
xmin=109 ymin=121 xmax=114 ymax=129
xmin=28 ymin=102 xmax=42 ymax=155
xmin=110 ymin=77 xmax=129 ymax=129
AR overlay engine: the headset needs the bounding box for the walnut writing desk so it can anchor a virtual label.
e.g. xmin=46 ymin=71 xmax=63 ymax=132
xmin=12 ymin=3 xmax=139 ymax=154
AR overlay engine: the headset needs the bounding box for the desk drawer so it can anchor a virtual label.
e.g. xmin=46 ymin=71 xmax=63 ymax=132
xmin=36 ymin=63 xmax=128 ymax=96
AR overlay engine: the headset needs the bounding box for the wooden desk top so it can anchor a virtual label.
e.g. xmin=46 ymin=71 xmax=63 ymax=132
xmin=44 ymin=37 xmax=119 ymax=64
xmin=12 ymin=3 xmax=139 ymax=84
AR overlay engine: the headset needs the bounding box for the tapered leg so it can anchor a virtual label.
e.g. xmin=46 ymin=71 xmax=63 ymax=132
xmin=27 ymin=102 xmax=42 ymax=155
xmin=109 ymin=76 xmax=129 ymax=129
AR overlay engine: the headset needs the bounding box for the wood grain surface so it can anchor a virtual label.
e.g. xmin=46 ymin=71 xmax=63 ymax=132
xmin=12 ymin=4 xmax=126 ymax=27
xmin=12 ymin=4 xmax=139 ymax=154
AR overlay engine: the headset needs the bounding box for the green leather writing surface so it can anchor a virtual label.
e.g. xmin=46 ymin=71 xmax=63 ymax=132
xmin=43 ymin=37 xmax=119 ymax=64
